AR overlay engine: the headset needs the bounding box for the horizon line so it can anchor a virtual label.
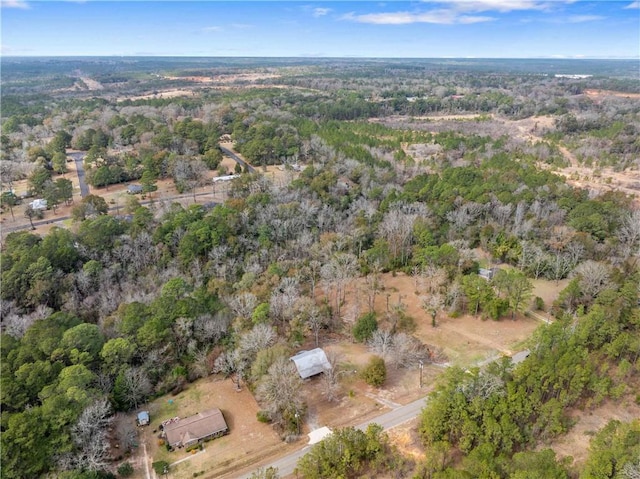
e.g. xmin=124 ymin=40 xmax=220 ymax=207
xmin=2 ymin=55 xmax=639 ymax=60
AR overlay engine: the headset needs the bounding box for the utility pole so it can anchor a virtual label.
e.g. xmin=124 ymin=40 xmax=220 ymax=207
xmin=419 ymin=360 xmax=424 ymax=388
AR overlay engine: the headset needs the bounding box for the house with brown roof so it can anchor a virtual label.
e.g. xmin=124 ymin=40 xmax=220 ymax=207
xmin=162 ymin=408 xmax=228 ymax=450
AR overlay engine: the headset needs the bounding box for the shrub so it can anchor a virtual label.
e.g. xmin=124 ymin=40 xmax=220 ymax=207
xmin=353 ymin=312 xmax=378 ymax=343
xmin=117 ymin=462 xmax=134 ymax=477
xmin=185 ymin=443 xmax=201 ymax=453
xmin=397 ymin=313 xmax=416 ymax=333
xmin=534 ymin=296 xmax=545 ymax=311
xmin=152 ymin=461 xmax=170 ymax=475
xmin=257 ymin=410 xmax=271 ymax=423
xmin=361 ymin=355 xmax=386 ymax=387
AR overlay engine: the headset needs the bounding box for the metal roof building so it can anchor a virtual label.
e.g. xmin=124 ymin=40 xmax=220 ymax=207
xmin=290 ymin=348 xmax=331 ymax=379
xmin=137 ymin=411 xmax=150 ymax=426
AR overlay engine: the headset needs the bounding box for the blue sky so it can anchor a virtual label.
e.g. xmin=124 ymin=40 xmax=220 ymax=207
xmin=1 ymin=1 xmax=639 ymax=58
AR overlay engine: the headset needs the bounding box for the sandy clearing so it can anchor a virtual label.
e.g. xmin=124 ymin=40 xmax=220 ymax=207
xmin=163 ymin=73 xmax=281 ymax=83
xmin=131 ymin=377 xmax=285 ymax=479
xmin=584 ymin=89 xmax=640 ymax=100
xmin=545 ymin=397 xmax=640 ymax=468
xmin=116 ymin=89 xmax=196 ymax=102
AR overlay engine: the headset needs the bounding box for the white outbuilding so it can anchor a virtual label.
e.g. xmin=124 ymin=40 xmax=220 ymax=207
xmin=290 ymin=348 xmax=331 ymax=379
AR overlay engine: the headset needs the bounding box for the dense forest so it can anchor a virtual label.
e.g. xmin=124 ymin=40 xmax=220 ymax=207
xmin=1 ymin=58 xmax=639 ymax=479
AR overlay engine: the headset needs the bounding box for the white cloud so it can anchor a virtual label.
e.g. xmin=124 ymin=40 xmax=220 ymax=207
xmin=1 ymin=43 xmax=34 ymax=54
xmin=342 ymin=9 xmax=493 ymax=24
xmin=567 ymin=14 xmax=604 ymax=23
xmin=623 ymin=1 xmax=640 ymax=8
xmin=1 ymin=0 xmax=30 ymax=9
xmin=202 ymin=26 xmax=223 ymax=32
xmin=420 ymin=0 xmax=549 ymax=13
xmin=342 ymin=0 xmax=576 ymax=26
xmin=420 ymin=0 xmax=582 ymax=14
xmin=313 ymin=7 xmax=331 ymax=17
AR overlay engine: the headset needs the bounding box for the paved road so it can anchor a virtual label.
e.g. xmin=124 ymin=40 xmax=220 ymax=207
xmin=235 ymin=347 xmax=533 ymax=479
xmin=69 ymin=152 xmax=90 ymax=198
xmin=237 ymin=395 xmax=429 ymax=479
xmin=219 ymin=144 xmax=257 ymax=173
xmin=1 ymin=191 xmax=223 ymax=236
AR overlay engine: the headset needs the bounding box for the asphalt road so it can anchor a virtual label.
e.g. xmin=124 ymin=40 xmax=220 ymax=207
xmin=234 ymin=348 xmax=533 ymax=479
xmin=237 ymin=395 xmax=429 ymax=479
xmin=219 ymin=145 xmax=257 ymax=173
xmin=69 ymin=152 xmax=90 ymax=198
xmin=1 ymin=191 xmax=222 ymax=236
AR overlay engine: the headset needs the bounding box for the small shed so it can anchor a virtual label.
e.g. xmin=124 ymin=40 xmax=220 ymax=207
xmin=290 ymin=348 xmax=331 ymax=379
xmin=127 ymin=184 xmax=143 ymax=194
xmin=30 ymin=199 xmax=48 ymax=210
xmin=479 ymin=267 xmax=499 ymax=280
xmin=163 ymin=408 xmax=228 ymax=450
xmin=137 ymin=411 xmax=150 ymax=426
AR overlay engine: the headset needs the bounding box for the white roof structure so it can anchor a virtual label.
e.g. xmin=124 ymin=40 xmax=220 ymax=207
xmin=213 ymin=174 xmax=240 ymax=183
xmin=290 ymin=348 xmax=331 ymax=379
xmin=308 ymin=426 xmax=332 ymax=445
xmin=30 ymin=199 xmax=47 ymax=210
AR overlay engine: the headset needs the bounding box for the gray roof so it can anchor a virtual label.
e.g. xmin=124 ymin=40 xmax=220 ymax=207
xmin=164 ymin=408 xmax=228 ymax=447
xmin=290 ymin=348 xmax=331 ymax=379
xmin=137 ymin=411 xmax=150 ymax=424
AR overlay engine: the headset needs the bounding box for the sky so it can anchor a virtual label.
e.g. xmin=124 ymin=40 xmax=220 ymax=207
xmin=1 ymin=0 xmax=639 ymax=58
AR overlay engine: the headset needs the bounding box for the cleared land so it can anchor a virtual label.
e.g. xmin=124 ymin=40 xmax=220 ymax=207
xmin=124 ymin=268 xmax=551 ymax=479
xmin=129 ymin=378 xmax=287 ymax=479
xmin=545 ymin=397 xmax=640 ymax=468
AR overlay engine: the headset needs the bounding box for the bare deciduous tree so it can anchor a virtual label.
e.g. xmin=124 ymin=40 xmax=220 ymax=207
xmin=364 ymin=261 xmax=384 ymax=313
xmin=238 ymin=324 xmax=277 ymax=359
xmin=622 ymin=458 xmax=640 ymax=479
xmin=519 ymin=241 xmax=549 ymax=279
xmin=213 ymin=349 xmax=248 ymax=390
xmin=368 ymin=330 xmax=429 ymax=370
xmin=320 ymin=351 xmax=341 ymax=402
xmin=122 ymin=367 xmax=152 ymax=410
xmin=191 ymin=347 xmax=214 ymax=379
xmin=226 ymin=292 xmax=258 ymax=320
xmin=193 ymin=311 xmax=230 ymax=344
xmin=114 ymin=413 xmax=137 ymax=453
xmin=421 ymin=293 xmax=445 ymax=328
xmin=573 ymin=260 xmax=612 ymax=301
xmin=303 ymin=303 xmax=326 ymax=347
xmin=618 ymin=210 xmax=640 ymax=262
xmin=389 ymin=332 xmax=428 ymax=369
xmin=63 ymin=399 xmax=113 ymax=472
xmin=368 ymin=329 xmax=395 ymax=359
xmin=256 ymin=356 xmax=304 ymax=431
xmin=378 ymin=203 xmax=419 ymax=265
xmin=270 ymin=277 xmax=300 ymax=325
xmin=173 ymin=157 xmax=208 ymax=203
xmin=321 ymin=253 xmax=358 ymax=319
